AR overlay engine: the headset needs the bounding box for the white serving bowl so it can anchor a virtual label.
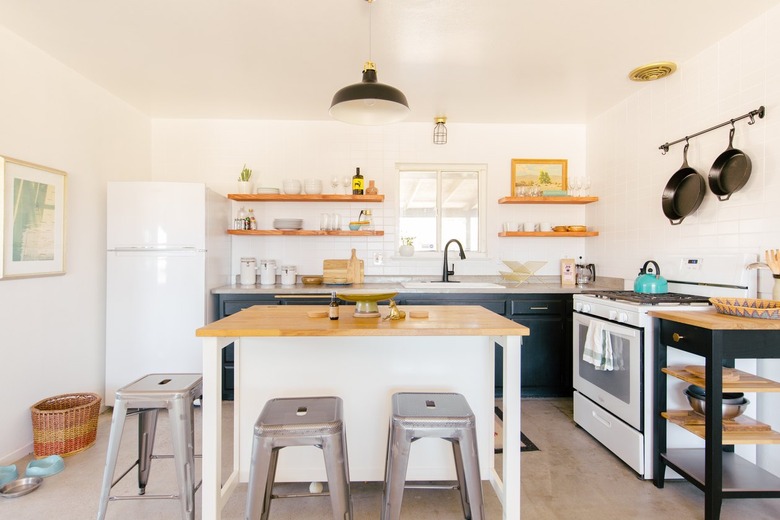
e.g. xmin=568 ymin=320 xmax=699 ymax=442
xmin=282 ymin=179 xmax=301 ymax=195
xmin=304 ymin=179 xmax=322 ymax=194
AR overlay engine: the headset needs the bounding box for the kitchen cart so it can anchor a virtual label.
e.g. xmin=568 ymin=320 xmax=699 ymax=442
xmin=650 ymin=309 xmax=780 ymax=520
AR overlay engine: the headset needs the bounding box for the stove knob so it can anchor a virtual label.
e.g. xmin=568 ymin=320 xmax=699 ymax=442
xmin=617 ymin=312 xmax=628 ymax=323
xmin=581 ymin=303 xmax=591 ymax=313
xmin=574 ymin=302 xmax=582 ymax=312
xmin=608 ymin=310 xmax=617 ymax=321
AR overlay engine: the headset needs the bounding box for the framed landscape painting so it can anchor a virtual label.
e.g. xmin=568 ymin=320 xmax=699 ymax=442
xmin=1 ymin=156 xmax=67 ymax=279
xmin=511 ymin=158 xmax=568 ymax=196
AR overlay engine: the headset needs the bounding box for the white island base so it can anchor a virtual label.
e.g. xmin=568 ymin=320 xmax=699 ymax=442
xmin=197 ymin=305 xmax=526 ymax=520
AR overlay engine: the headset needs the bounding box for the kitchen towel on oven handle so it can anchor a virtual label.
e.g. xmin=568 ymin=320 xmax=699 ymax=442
xmin=583 ymin=320 xmax=615 ymax=371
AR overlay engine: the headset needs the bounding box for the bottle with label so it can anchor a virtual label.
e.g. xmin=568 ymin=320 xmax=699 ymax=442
xmin=248 ymin=208 xmax=257 ymax=230
xmin=352 ymin=167 xmax=364 ymax=195
xmin=329 ymin=292 xmax=339 ymax=320
xmin=236 ymin=206 xmax=246 ymax=229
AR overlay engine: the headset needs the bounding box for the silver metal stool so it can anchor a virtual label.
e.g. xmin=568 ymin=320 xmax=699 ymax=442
xmin=382 ymin=392 xmax=484 ymax=520
xmin=96 ymin=373 xmax=202 ymax=520
xmin=246 ymin=396 xmax=352 ymax=520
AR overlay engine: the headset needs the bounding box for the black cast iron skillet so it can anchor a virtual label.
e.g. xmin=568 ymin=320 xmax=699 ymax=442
xmin=708 ymin=126 xmax=751 ymax=201
xmin=662 ymin=142 xmax=705 ymax=225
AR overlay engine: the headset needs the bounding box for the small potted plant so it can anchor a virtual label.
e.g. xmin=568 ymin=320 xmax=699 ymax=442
xmin=237 ymin=164 xmax=253 ymax=194
xmin=399 ymin=237 xmax=415 ymax=257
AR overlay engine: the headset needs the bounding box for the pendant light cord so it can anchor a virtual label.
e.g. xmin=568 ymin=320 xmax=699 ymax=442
xmin=368 ymin=0 xmax=373 ymax=62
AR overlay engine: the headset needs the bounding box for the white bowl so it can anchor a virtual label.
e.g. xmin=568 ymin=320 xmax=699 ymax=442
xmin=304 ymin=180 xmax=322 ymax=194
xmin=282 ymin=180 xmax=301 ymax=194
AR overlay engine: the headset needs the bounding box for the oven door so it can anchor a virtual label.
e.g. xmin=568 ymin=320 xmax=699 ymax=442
xmin=573 ymin=311 xmax=643 ymax=430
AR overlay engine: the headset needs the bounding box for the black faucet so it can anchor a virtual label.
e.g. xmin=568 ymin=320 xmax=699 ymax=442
xmin=442 ymin=239 xmax=466 ymax=282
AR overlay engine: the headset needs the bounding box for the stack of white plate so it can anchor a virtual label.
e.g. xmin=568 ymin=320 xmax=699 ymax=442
xmin=304 ymin=179 xmax=322 ymax=194
xmin=273 ymin=218 xmax=303 ymax=230
xmin=256 ymin=187 xmax=280 ymax=194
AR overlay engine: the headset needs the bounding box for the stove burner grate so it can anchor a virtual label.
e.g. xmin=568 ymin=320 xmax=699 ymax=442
xmin=580 ymin=290 xmax=711 ymax=305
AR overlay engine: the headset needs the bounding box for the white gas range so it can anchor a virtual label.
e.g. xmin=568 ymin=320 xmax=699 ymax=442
xmin=571 ymin=254 xmax=756 ymax=479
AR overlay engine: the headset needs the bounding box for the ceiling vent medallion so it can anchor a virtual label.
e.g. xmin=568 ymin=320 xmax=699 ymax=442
xmin=628 ymin=62 xmax=677 ymax=82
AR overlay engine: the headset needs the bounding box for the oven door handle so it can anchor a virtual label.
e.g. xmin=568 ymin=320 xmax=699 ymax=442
xmin=591 ymin=409 xmax=612 ymax=428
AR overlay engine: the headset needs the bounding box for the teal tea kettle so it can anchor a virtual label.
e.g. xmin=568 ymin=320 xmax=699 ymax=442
xmin=634 ymin=260 xmax=668 ymax=294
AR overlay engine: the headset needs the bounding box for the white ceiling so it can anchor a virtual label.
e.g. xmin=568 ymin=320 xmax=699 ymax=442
xmin=1 ymin=0 xmax=778 ymax=123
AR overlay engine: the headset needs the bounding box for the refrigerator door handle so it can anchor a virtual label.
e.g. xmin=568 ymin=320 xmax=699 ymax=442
xmin=109 ymin=246 xmax=200 ymax=252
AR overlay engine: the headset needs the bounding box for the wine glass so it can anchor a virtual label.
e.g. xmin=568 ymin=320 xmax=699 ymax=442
xmin=330 ymin=176 xmax=340 ymax=194
xmin=581 ymin=176 xmax=591 ymax=197
xmin=570 ymin=177 xmax=582 ymax=197
xmin=342 ymin=176 xmax=351 ymax=195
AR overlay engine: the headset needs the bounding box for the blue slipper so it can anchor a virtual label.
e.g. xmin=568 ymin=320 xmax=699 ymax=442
xmin=25 ymin=455 xmax=64 ymax=478
xmin=0 ymin=465 xmax=18 ymax=487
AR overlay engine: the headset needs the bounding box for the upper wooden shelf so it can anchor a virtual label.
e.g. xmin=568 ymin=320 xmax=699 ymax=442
xmin=228 ymin=194 xmax=384 ymax=202
xmin=227 ymin=229 xmax=384 ymax=236
xmin=662 ymin=366 xmax=780 ymax=392
xmin=498 ymin=196 xmax=598 ymax=204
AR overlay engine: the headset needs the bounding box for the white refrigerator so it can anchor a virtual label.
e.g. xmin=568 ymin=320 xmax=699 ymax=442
xmin=105 ymin=182 xmax=230 ymax=406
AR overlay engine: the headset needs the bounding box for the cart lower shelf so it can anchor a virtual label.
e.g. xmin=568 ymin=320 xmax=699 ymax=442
xmin=661 ymin=449 xmax=780 ymax=497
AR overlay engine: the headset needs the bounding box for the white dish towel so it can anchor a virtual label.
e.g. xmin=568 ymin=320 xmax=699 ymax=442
xmin=582 ymin=319 xmax=615 ymax=371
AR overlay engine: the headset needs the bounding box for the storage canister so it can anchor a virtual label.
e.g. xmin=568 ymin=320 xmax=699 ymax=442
xmin=259 ymin=259 xmax=277 ymax=285
xmin=281 ymin=265 xmax=297 ymax=285
xmin=240 ymin=257 xmax=257 ymax=286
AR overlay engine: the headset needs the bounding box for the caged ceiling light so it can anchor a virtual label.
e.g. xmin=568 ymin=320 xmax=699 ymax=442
xmin=433 ymin=117 xmax=447 ymax=145
xmin=329 ymin=0 xmax=410 ymax=125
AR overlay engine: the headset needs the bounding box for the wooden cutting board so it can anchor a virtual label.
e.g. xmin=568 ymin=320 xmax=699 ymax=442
xmin=347 ymin=249 xmax=364 ymax=283
xmin=323 ymin=259 xmax=349 ymax=283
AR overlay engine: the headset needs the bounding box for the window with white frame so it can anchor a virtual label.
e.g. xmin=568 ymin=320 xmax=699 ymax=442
xmin=397 ymin=164 xmax=487 ymax=253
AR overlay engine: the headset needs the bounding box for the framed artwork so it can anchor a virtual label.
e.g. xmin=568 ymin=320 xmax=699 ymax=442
xmin=1 ymin=156 xmax=67 ymax=279
xmin=511 ymin=158 xmax=568 ymax=196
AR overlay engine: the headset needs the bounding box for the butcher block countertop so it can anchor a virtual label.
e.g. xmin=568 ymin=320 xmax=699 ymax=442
xmin=196 ymin=304 xmax=530 ymax=337
xmin=649 ymin=308 xmax=780 ymax=330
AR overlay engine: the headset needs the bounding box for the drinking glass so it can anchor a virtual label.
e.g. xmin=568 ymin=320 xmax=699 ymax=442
xmin=342 ymin=176 xmax=351 ymax=195
xmin=330 ymin=213 xmax=341 ymax=230
xmin=330 ymin=176 xmax=340 ymax=194
xmin=582 ymin=176 xmax=591 ymax=197
xmin=570 ymin=177 xmax=582 ymax=197
xmin=320 ymin=213 xmax=330 ymax=231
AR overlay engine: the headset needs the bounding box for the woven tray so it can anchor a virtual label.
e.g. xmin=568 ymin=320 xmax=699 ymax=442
xmin=710 ymin=297 xmax=780 ymax=320
xmin=30 ymin=393 xmax=101 ymax=458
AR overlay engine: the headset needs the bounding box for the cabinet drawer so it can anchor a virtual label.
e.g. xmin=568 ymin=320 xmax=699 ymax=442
xmin=401 ymin=298 xmax=506 ymax=315
xmin=659 ymin=320 xmax=712 ymax=355
xmin=223 ymin=299 xmax=279 ymax=316
xmin=510 ymin=299 xmax=562 ymax=315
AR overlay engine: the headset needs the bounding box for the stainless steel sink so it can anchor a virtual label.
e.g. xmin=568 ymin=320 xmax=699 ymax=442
xmin=401 ymin=282 xmax=505 ymax=289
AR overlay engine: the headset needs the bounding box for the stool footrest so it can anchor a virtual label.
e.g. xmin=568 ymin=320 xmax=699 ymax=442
xmin=404 ymin=481 xmax=460 ymax=490
xmin=110 ymin=493 xmax=179 ymax=501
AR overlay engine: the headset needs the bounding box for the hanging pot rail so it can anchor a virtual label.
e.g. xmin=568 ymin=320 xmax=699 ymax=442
xmin=658 ymin=106 xmax=765 ymax=154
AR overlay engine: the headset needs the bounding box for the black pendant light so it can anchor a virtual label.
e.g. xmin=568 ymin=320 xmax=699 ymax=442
xmin=329 ymin=0 xmax=410 ymax=125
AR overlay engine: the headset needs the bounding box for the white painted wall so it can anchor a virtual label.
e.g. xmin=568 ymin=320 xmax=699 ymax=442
xmin=151 ymin=120 xmax=588 ymax=279
xmin=0 ymin=26 xmax=150 ymax=463
xmin=585 ymin=5 xmax=780 ymax=475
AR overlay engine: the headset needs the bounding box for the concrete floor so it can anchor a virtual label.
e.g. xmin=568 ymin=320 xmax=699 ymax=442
xmin=4 ymin=398 xmax=780 ymax=519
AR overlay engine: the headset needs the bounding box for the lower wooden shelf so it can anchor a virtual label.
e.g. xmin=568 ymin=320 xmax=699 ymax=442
xmin=662 ymin=449 xmax=780 ymax=495
xmin=662 ymin=411 xmax=780 ymax=444
xmin=227 ymin=229 xmax=384 ymax=236
xmin=498 ymin=231 xmax=598 ymax=237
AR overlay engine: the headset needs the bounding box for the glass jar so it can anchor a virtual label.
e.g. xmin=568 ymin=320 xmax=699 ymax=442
xmin=280 ymin=265 xmax=297 ymax=286
xmin=259 ymin=259 xmax=277 ymax=285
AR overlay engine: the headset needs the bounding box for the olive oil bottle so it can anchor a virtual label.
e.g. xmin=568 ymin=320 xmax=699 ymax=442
xmin=352 ymin=167 xmax=364 ymax=195
xmin=329 ymin=292 xmax=339 ymax=320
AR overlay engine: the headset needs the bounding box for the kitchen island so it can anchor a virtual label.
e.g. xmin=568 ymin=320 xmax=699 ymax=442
xmin=196 ymin=304 xmax=529 ymax=520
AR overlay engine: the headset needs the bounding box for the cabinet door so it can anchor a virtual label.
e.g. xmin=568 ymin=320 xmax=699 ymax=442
xmin=513 ymin=315 xmax=566 ymax=397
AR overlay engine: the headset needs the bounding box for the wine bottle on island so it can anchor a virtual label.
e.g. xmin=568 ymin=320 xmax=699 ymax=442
xmin=352 ymin=167 xmax=364 ymax=195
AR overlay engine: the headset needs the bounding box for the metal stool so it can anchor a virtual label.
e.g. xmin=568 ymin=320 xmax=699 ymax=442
xmin=96 ymin=373 xmax=202 ymax=520
xmin=246 ymin=396 xmax=352 ymax=520
xmin=382 ymin=392 xmax=484 ymax=520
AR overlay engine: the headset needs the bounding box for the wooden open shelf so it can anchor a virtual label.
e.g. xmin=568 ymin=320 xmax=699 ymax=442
xmin=662 ymin=411 xmax=780 ymax=444
xmin=498 ymin=196 xmax=598 ymax=204
xmin=498 ymin=231 xmax=598 ymax=237
xmin=228 ymin=194 xmax=384 ymax=202
xmin=227 ymin=229 xmax=384 ymax=236
xmin=662 ymin=366 xmax=780 ymax=393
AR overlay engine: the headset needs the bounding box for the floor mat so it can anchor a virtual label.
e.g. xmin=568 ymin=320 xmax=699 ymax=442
xmin=494 ymin=402 xmax=539 ymax=453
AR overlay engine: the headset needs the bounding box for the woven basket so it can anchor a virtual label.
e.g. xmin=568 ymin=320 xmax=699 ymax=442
xmin=30 ymin=393 xmax=101 ymax=458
